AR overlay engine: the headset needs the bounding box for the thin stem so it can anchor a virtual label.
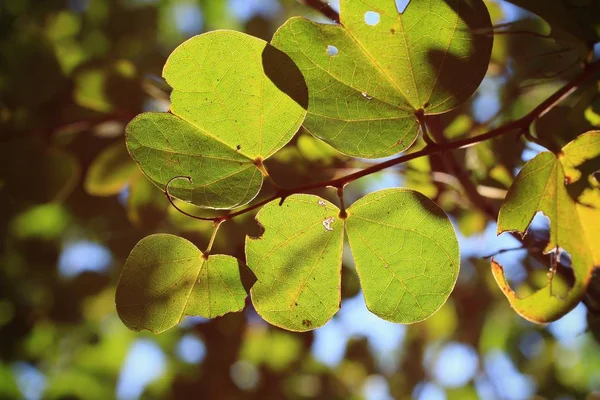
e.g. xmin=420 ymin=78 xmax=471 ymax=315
xmin=203 ymin=221 xmax=223 ymax=258
xmin=337 ymin=186 xmax=347 ymax=219
xmin=416 ymin=109 xmax=436 ymax=146
xmin=481 ymin=246 xmax=529 ymax=259
xmin=164 ymin=59 xmax=600 ymax=224
xmin=164 ymin=176 xmax=215 ymax=221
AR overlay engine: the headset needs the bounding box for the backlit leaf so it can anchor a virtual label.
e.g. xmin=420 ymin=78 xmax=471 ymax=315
xmin=126 ymin=30 xmax=308 ymax=209
xmin=345 ymin=188 xmax=459 ymax=323
xmin=271 ymin=0 xmax=492 ymax=158
xmin=245 ymin=195 xmax=344 ymax=331
xmin=116 ymin=234 xmax=247 ymax=333
xmin=494 ymin=131 xmax=600 ymax=323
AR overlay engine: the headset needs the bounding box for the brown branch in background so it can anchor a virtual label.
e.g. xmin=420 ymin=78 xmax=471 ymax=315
xmin=426 ymin=115 xmax=497 ymax=220
xmin=300 ymin=0 xmax=340 ymax=23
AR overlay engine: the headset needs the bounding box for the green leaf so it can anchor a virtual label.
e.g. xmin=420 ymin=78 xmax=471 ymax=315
xmin=126 ymin=30 xmax=308 ymax=209
xmin=494 ymin=131 xmax=600 ymax=323
xmin=346 ymin=189 xmax=460 ymax=323
xmin=271 ymin=0 xmax=492 ymax=158
xmin=116 ymin=234 xmax=247 ymax=333
xmin=245 ymin=195 xmax=344 ymax=331
xmin=85 ymin=140 xmax=138 ymax=196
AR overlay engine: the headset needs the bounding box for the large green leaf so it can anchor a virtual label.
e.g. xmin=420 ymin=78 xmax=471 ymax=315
xmin=271 ymin=0 xmax=492 ymax=158
xmin=494 ymin=131 xmax=600 ymax=323
xmin=127 ymin=30 xmax=308 ymax=209
xmin=116 ymin=234 xmax=247 ymax=333
xmin=346 ymin=189 xmax=460 ymax=323
xmin=246 ymin=195 xmax=344 ymax=331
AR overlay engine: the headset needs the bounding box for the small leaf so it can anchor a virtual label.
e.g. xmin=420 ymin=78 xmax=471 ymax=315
xmin=345 ymin=188 xmax=459 ymax=323
xmin=245 ymin=195 xmax=344 ymax=331
xmin=116 ymin=234 xmax=247 ymax=333
xmin=494 ymin=131 xmax=600 ymax=323
xmin=272 ymin=0 xmax=492 ymax=158
xmin=85 ymin=140 xmax=138 ymax=196
xmin=127 ymin=30 xmax=308 ymax=209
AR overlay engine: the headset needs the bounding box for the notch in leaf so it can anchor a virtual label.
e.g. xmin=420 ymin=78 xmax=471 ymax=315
xmin=126 ymin=30 xmax=308 ymax=210
xmin=494 ymin=131 xmax=600 ymax=323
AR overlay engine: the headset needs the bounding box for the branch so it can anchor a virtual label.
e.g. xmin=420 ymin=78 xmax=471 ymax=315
xmin=300 ymin=0 xmax=340 ymax=23
xmin=165 ymin=59 xmax=600 ymax=223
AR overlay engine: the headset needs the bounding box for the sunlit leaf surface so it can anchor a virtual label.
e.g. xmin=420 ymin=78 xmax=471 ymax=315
xmin=127 ymin=30 xmax=308 ymax=209
xmin=494 ymin=131 xmax=600 ymax=323
xmin=272 ymin=0 xmax=492 ymax=157
xmin=116 ymin=234 xmax=247 ymax=333
xmin=346 ymin=188 xmax=460 ymax=323
xmin=246 ymin=195 xmax=344 ymax=331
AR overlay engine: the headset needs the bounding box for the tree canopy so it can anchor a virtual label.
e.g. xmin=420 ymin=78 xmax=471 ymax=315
xmin=1 ymin=0 xmax=600 ymax=399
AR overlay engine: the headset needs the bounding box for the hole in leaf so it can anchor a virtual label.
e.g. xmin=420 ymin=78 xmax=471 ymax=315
xmin=364 ymin=11 xmax=380 ymax=26
xmin=326 ymin=45 xmax=338 ymax=57
xmin=322 ymin=217 xmax=335 ymax=231
xmin=395 ymin=0 xmax=410 ymax=13
xmin=593 ymin=170 xmax=600 ymax=183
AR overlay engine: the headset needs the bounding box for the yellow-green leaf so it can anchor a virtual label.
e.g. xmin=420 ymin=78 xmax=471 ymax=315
xmin=126 ymin=30 xmax=308 ymax=209
xmin=346 ymin=188 xmax=460 ymax=323
xmin=494 ymin=131 xmax=600 ymax=323
xmin=245 ymin=195 xmax=344 ymax=331
xmin=116 ymin=234 xmax=247 ymax=333
xmin=271 ymin=0 xmax=492 ymax=158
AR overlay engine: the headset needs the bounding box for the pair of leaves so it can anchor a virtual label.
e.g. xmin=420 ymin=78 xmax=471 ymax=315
xmin=116 ymin=190 xmax=459 ymax=333
xmin=493 ymin=132 xmax=600 ymax=323
xmin=126 ymin=30 xmax=308 ymax=209
xmin=126 ymin=0 xmax=492 ymax=209
xmin=246 ymin=189 xmax=459 ymax=332
xmin=116 ymin=234 xmax=247 ymax=333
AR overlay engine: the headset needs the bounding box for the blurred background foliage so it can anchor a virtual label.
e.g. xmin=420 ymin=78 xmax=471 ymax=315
xmin=1 ymin=0 xmax=600 ymax=399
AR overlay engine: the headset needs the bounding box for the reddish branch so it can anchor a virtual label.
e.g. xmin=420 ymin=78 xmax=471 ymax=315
xmin=165 ymin=58 xmax=600 ymax=224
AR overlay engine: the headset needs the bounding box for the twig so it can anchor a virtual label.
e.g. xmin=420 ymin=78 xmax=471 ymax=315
xmin=164 ymin=59 xmax=600 ymax=223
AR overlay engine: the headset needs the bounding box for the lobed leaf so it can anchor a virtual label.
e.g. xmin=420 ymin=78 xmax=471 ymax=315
xmin=345 ymin=188 xmax=460 ymax=323
xmin=116 ymin=234 xmax=247 ymax=333
xmin=272 ymin=0 xmax=492 ymax=158
xmin=126 ymin=30 xmax=308 ymax=209
xmin=245 ymin=195 xmax=344 ymax=331
xmin=494 ymin=131 xmax=600 ymax=323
